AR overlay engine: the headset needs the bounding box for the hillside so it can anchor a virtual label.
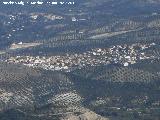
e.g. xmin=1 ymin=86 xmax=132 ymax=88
xmin=0 ymin=0 xmax=160 ymax=120
xmin=0 ymin=62 xmax=110 ymax=120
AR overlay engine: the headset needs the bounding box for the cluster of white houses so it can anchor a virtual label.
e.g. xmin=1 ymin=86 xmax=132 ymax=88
xmin=5 ymin=43 xmax=156 ymax=72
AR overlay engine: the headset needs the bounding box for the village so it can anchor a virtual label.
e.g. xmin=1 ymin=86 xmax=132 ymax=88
xmin=5 ymin=43 xmax=157 ymax=72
